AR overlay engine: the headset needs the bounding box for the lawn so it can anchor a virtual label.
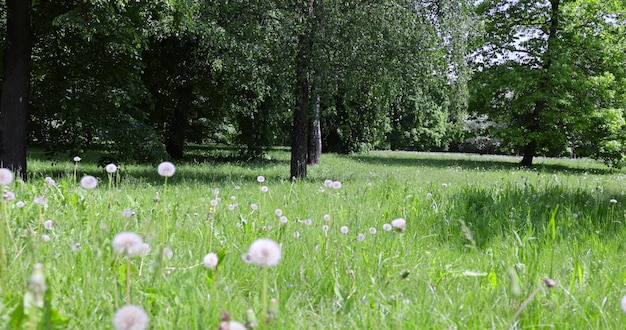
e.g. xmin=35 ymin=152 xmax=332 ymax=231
xmin=2 ymin=150 xmax=626 ymax=329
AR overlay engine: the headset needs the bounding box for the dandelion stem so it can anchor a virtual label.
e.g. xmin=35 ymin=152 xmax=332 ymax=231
xmin=261 ymin=267 xmax=268 ymax=329
xmin=125 ymin=257 xmax=132 ymax=305
xmin=512 ymin=285 xmax=542 ymax=322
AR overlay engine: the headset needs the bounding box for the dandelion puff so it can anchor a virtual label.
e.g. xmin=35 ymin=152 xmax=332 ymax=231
xmin=210 ymin=199 xmax=219 ymax=207
xmin=279 ymin=216 xmax=288 ymax=224
xmin=322 ymin=225 xmax=329 ymax=232
xmin=163 ymin=247 xmax=173 ymax=260
xmin=157 ymin=161 xmax=176 ymax=177
xmin=106 ymin=164 xmax=118 ymax=173
xmin=324 ymin=179 xmax=333 ymax=187
xmin=257 ymin=176 xmax=265 ymax=183
xmin=260 ymin=185 xmax=269 ymax=193
xmin=113 ymin=304 xmax=149 ymax=330
xmin=203 ymin=252 xmax=219 ymax=269
xmin=382 ymin=223 xmax=392 ymax=231
xmin=242 ymin=238 xmax=281 ymax=267
xmin=228 ymin=204 xmax=236 ymax=211
xmin=442 ymin=183 xmax=448 ymax=188
xmin=73 ymin=156 xmax=82 ymax=162
xmin=44 ymin=177 xmax=56 ymax=185
xmin=323 ymin=214 xmax=331 ymax=221
xmin=340 ymin=226 xmax=349 ymax=234
xmin=43 ymin=220 xmax=53 ymax=230
xmin=620 ymin=295 xmax=626 ymax=313
xmin=3 ymin=190 xmax=15 ymax=201
xmin=34 ymin=196 xmax=47 ymax=206
xmin=426 ymin=192 xmax=433 ymax=198
xmin=610 ymin=199 xmax=618 ymax=204
xmin=140 ymin=243 xmax=150 ymax=256
xmin=41 ymin=234 xmax=51 ymax=242
xmin=369 ymin=227 xmax=377 ymax=235
xmin=391 ymin=218 xmax=406 ymax=232
xmin=331 ymin=181 xmax=342 ymax=189
xmin=80 ymin=175 xmax=98 ymax=189
xmin=251 ymin=203 xmax=259 ymax=211
xmin=0 ymin=168 xmax=14 ymax=185
xmin=112 ymin=232 xmax=144 ymax=256
xmin=16 ymin=201 xmax=25 ymax=208
xmin=302 ymin=219 xmax=312 ymax=226
xmin=122 ymin=208 xmax=135 ymax=218
xmin=274 ymin=209 xmax=283 ymax=216
xmin=218 ymin=321 xmax=246 ymax=330
xmin=293 ymin=231 xmax=300 ymax=239
xmin=357 ymin=233 xmax=365 ymax=241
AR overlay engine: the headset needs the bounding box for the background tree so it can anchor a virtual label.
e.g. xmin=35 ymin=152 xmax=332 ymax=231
xmin=0 ymin=0 xmax=32 ymax=179
xmin=469 ymin=0 xmax=626 ymax=166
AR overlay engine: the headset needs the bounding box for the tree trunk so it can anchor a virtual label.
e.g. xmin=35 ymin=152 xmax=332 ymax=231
xmin=165 ymin=86 xmax=192 ymax=160
xmin=0 ymin=0 xmax=32 ymax=180
xmin=520 ymin=140 xmax=536 ymax=167
xmin=291 ymin=0 xmax=314 ymax=179
xmin=307 ymin=94 xmax=321 ymax=165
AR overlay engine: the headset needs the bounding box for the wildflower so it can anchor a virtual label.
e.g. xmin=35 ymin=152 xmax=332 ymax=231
xmin=73 ymin=156 xmax=82 ymax=162
xmin=122 ymin=208 xmax=135 ymax=218
xmin=231 ymin=195 xmax=237 ymax=200
xmin=43 ymin=220 xmax=53 ymax=230
xmin=210 ymin=199 xmax=219 ymax=207
xmin=391 ymin=218 xmax=407 ymax=232
xmin=113 ymin=305 xmax=149 ymax=330
xmin=442 ymin=183 xmax=448 ymax=188
xmin=163 ymin=247 xmax=173 ymax=260
xmin=382 ymin=223 xmax=392 ymax=231
xmin=16 ymin=201 xmax=25 ymax=208
xmin=369 ymin=227 xmax=377 ymax=234
xmin=257 ymin=176 xmax=265 ymax=183
xmin=357 ymin=233 xmax=366 ymax=241
xmin=260 ymin=186 xmax=269 ymax=193
xmin=251 ymin=203 xmax=259 ymax=211
xmin=228 ymin=204 xmax=236 ymax=211
xmin=3 ymin=190 xmax=15 ymax=201
xmin=293 ymin=231 xmax=300 ymax=238
xmin=302 ymin=219 xmax=312 ymax=226
xmin=323 ymin=214 xmax=331 ymax=221
xmin=242 ymin=238 xmax=282 ymax=267
xmin=340 ymin=226 xmax=349 ymax=234
xmin=324 ymin=179 xmax=333 ymax=187
xmin=0 ymin=168 xmax=14 ymax=185
xmin=426 ymin=192 xmax=433 ymax=198
xmin=610 ymin=199 xmax=618 ymax=204
xmin=106 ymin=164 xmax=118 ymax=173
xmin=203 ymin=252 xmax=219 ymax=269
xmin=331 ymin=181 xmax=342 ymax=189
xmin=274 ymin=209 xmax=283 ymax=216
xmin=44 ymin=177 xmax=55 ymax=185
xmin=41 ymin=234 xmax=51 ymax=242
xmin=279 ymin=216 xmax=288 ymax=224
xmin=213 ymin=188 xmax=220 ymax=196
xmin=34 ymin=196 xmax=47 ymax=206
xmin=157 ymin=161 xmax=176 ymax=177
xmin=80 ymin=175 xmax=98 ymax=189
xmin=112 ymin=232 xmax=144 ymax=256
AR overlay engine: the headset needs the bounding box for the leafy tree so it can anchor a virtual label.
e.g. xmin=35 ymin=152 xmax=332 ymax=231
xmin=469 ymin=0 xmax=626 ymax=166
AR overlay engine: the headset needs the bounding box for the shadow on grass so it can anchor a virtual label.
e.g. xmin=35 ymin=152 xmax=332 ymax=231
xmin=347 ymin=152 xmax=615 ymax=175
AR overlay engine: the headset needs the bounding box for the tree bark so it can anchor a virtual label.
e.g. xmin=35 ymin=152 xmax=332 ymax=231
xmin=520 ymin=140 xmax=536 ymax=167
xmin=0 ymin=0 xmax=32 ymax=180
xmin=307 ymin=94 xmax=321 ymax=165
xmin=291 ymin=0 xmax=314 ymax=179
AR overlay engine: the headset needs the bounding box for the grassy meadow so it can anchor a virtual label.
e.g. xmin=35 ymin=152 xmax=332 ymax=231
xmin=2 ymin=149 xmax=626 ymax=329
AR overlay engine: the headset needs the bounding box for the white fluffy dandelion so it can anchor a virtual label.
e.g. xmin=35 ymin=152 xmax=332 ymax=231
xmin=80 ymin=175 xmax=98 ymax=189
xmin=274 ymin=209 xmax=283 ymax=216
xmin=203 ymin=252 xmax=219 ymax=269
xmin=43 ymin=220 xmax=53 ymax=230
xmin=106 ymin=163 xmax=118 ymax=173
xmin=340 ymin=226 xmax=349 ymax=234
xmin=0 ymin=168 xmax=14 ymax=185
xmin=369 ymin=227 xmax=377 ymax=235
xmin=242 ymin=238 xmax=281 ymax=267
xmin=73 ymin=156 xmax=82 ymax=162
xmin=112 ymin=232 xmax=144 ymax=256
xmin=331 ymin=181 xmax=342 ymax=189
xmin=257 ymin=175 xmax=265 ymax=183
xmin=621 ymin=295 xmax=626 ymax=313
xmin=260 ymin=185 xmax=269 ymax=193
xmin=382 ymin=223 xmax=392 ymax=231
xmin=113 ymin=304 xmax=149 ymax=330
xmin=391 ymin=218 xmax=407 ymax=232
xmin=157 ymin=161 xmax=176 ymax=177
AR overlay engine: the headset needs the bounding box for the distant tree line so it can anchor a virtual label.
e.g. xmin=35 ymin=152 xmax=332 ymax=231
xmin=0 ymin=0 xmax=624 ymax=179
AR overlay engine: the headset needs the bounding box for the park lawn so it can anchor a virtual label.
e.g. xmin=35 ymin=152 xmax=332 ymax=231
xmin=2 ymin=150 xmax=626 ymax=329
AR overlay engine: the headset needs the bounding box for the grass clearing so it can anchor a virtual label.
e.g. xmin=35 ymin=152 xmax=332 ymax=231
xmin=2 ymin=150 xmax=626 ymax=329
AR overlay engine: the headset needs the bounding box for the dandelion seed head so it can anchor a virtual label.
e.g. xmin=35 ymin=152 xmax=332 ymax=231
xmin=391 ymin=218 xmax=406 ymax=232
xmin=257 ymin=175 xmax=265 ymax=183
xmin=332 ymin=181 xmax=342 ymax=189
xmin=323 ymin=214 xmax=331 ymax=221
xmin=112 ymin=232 xmax=144 ymax=256
xmin=122 ymin=208 xmax=135 ymax=218
xmin=163 ymin=247 xmax=173 ymax=260
xmin=73 ymin=156 xmax=82 ymax=162
xmin=0 ymin=168 xmax=14 ymax=185
xmin=322 ymin=225 xmax=329 ymax=232
xmin=293 ymin=231 xmax=300 ymax=238
xmin=324 ymin=179 xmax=333 ymax=187
xmin=610 ymin=199 xmax=618 ymax=204
xmin=279 ymin=216 xmax=288 ymax=224
xmin=3 ymin=190 xmax=15 ymax=201
xmin=274 ymin=209 xmax=283 ymax=216
xmin=157 ymin=161 xmax=176 ymax=177
xmin=140 ymin=243 xmax=150 ymax=256
xmin=113 ymin=305 xmax=149 ymax=330
xmin=41 ymin=234 xmax=51 ymax=242
xmin=44 ymin=177 xmax=55 ymax=185
xmin=16 ymin=201 xmax=25 ymax=208
xmin=357 ymin=233 xmax=366 ymax=241
xmin=302 ymin=219 xmax=312 ymax=226
xmin=228 ymin=204 xmax=236 ymax=211
xmin=80 ymin=175 xmax=98 ymax=189
xmin=210 ymin=199 xmax=219 ymax=207
xmin=382 ymin=223 xmax=392 ymax=231
xmin=34 ymin=196 xmax=47 ymax=206
xmin=621 ymin=295 xmax=626 ymax=313
xmin=426 ymin=192 xmax=433 ymax=198
xmin=340 ymin=226 xmax=349 ymax=234
xmin=369 ymin=227 xmax=377 ymax=234
xmin=43 ymin=220 xmax=53 ymax=230
xmin=203 ymin=252 xmax=219 ymax=269
xmin=260 ymin=185 xmax=269 ymax=193
xmin=105 ymin=164 xmax=118 ymax=174
xmin=242 ymin=238 xmax=281 ymax=267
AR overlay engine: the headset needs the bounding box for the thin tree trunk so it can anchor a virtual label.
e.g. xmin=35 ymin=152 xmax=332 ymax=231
xmin=0 ymin=0 xmax=32 ymax=180
xmin=520 ymin=140 xmax=536 ymax=167
xmin=291 ymin=0 xmax=314 ymax=179
xmin=308 ymin=95 xmax=321 ymax=165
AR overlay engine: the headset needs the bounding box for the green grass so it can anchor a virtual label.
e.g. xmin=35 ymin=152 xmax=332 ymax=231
xmin=2 ymin=150 xmax=626 ymax=329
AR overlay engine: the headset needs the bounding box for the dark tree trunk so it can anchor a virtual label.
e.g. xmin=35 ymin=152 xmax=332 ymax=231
xmin=307 ymin=95 xmax=321 ymax=165
xmin=291 ymin=0 xmax=314 ymax=179
xmin=165 ymin=86 xmax=192 ymax=160
xmin=0 ymin=0 xmax=32 ymax=180
xmin=520 ymin=140 xmax=536 ymax=167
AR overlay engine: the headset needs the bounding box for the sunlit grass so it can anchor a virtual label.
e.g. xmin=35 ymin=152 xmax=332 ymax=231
xmin=1 ymin=149 xmax=626 ymax=329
